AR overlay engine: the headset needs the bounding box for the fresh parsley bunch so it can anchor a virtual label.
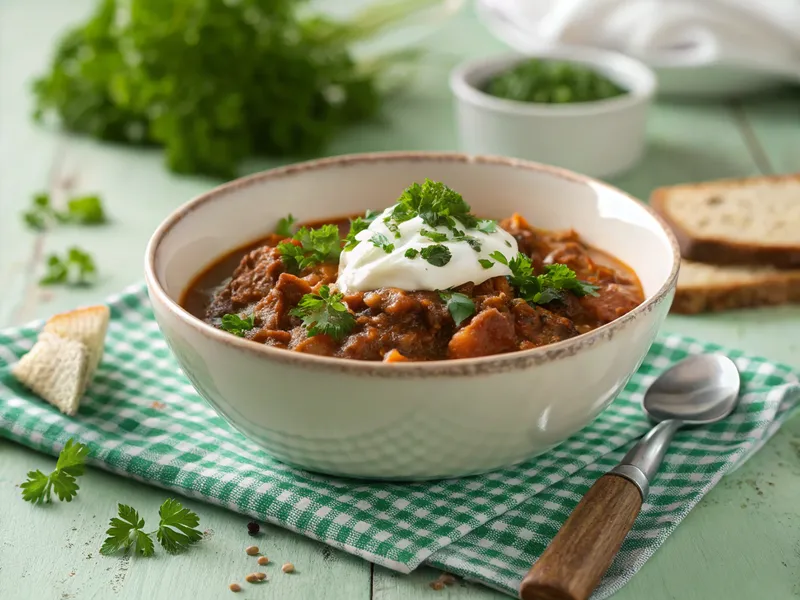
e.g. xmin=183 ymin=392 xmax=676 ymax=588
xmin=32 ymin=0 xmax=433 ymax=179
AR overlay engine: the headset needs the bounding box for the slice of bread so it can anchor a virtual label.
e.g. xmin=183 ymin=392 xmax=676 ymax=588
xmin=43 ymin=305 xmax=109 ymax=389
xmin=652 ymin=174 xmax=800 ymax=269
xmin=673 ymin=260 xmax=800 ymax=314
xmin=12 ymin=332 xmax=89 ymax=416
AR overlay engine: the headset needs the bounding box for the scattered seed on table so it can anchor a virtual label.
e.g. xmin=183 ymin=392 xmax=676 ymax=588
xmin=229 ymin=583 xmax=241 ymax=592
xmin=255 ymin=572 xmax=267 ymax=581
xmin=245 ymin=573 xmax=259 ymax=584
xmin=281 ymin=562 xmax=295 ymax=573
xmin=440 ymin=574 xmax=457 ymax=585
xmin=257 ymin=556 xmax=269 ymax=566
xmin=429 ymin=581 xmax=445 ymax=591
xmin=247 ymin=521 xmax=260 ymax=536
xmin=245 ymin=545 xmax=259 ymax=556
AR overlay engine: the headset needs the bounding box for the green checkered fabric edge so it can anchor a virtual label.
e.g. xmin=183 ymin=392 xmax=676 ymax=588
xmin=0 ymin=284 xmax=797 ymax=599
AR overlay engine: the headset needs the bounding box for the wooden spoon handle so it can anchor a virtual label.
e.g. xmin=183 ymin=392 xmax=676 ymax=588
xmin=519 ymin=473 xmax=643 ymax=600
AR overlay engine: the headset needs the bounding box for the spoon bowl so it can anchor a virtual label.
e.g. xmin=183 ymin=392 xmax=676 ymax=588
xmin=644 ymin=353 xmax=741 ymax=424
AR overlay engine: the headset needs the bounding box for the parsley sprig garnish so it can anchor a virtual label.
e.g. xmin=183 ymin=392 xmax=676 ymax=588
xmin=220 ymin=313 xmax=255 ymax=336
xmin=40 ymin=247 xmax=97 ymax=286
xmin=278 ymin=224 xmax=342 ymax=273
xmin=275 ymin=214 xmax=296 ymax=237
xmin=386 ymin=179 xmax=478 ymax=234
xmin=369 ymin=233 xmax=395 ymax=253
xmin=100 ymin=498 xmax=202 ymax=557
xmin=290 ymin=285 xmax=356 ymax=340
xmin=20 ymin=438 xmax=89 ymax=504
xmin=22 ymin=192 xmax=107 ymax=231
xmin=420 ymin=244 xmax=451 ymax=267
xmin=490 ymin=251 xmax=599 ymax=304
xmin=439 ymin=291 xmax=475 ymax=327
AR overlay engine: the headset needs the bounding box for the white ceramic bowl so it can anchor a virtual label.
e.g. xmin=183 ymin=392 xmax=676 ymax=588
xmin=145 ymin=152 xmax=678 ymax=480
xmin=449 ymin=49 xmax=657 ymax=179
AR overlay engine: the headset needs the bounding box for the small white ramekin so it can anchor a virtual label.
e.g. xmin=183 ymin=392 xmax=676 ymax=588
xmin=449 ymin=47 xmax=657 ymax=179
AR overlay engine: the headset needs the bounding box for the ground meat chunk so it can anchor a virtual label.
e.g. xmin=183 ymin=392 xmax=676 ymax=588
xmin=512 ymin=300 xmax=579 ymax=348
xmin=447 ymin=308 xmax=517 ymax=359
xmin=252 ymin=273 xmax=313 ymax=330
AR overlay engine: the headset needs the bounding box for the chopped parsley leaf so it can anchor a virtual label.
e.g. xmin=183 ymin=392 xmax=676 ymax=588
xmin=438 ymin=291 xmax=475 ymax=327
xmin=290 ymin=285 xmax=356 ymax=341
xmin=344 ymin=210 xmax=380 ymax=251
xmin=275 ymin=214 xmax=296 ymax=237
xmin=420 ymin=244 xmax=452 ymax=267
xmin=220 ymin=313 xmax=255 ymax=336
xmin=477 ymin=219 xmax=497 ymax=233
xmin=369 ymin=232 xmax=395 ymax=253
xmin=479 ymin=259 xmax=494 ymax=269
xmin=278 ymin=224 xmax=341 ymax=272
xmin=453 ymin=231 xmax=481 ymax=252
xmin=420 ymin=228 xmax=448 ymax=243
xmin=404 ymin=248 xmax=419 ymax=259
xmin=490 ymin=251 xmax=599 ymax=304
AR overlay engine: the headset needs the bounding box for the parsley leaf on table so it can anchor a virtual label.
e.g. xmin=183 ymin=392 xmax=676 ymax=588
xmin=278 ymin=224 xmax=342 ymax=273
xmin=290 ymin=285 xmax=356 ymax=341
xmin=220 ymin=313 xmax=255 ymax=337
xmin=490 ymin=251 xmax=599 ymax=304
xmin=100 ymin=504 xmax=155 ymax=557
xmin=438 ymin=291 xmax=475 ymax=327
xmin=66 ymin=195 xmax=106 ymax=224
xmin=20 ymin=438 xmax=89 ymax=504
xmin=22 ymin=192 xmax=53 ymax=231
xmin=22 ymin=192 xmax=107 ymax=230
xmin=100 ymin=499 xmax=202 ymax=557
xmin=157 ymin=498 xmax=203 ymax=554
xmin=40 ymin=247 xmax=97 ymax=286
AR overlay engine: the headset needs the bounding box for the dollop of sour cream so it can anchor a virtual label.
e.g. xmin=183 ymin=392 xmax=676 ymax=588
xmin=336 ymin=206 xmax=520 ymax=294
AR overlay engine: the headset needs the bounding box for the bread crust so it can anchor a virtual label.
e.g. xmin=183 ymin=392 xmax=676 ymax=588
xmin=672 ymin=267 xmax=800 ymax=314
xmin=651 ymin=174 xmax=800 ymax=269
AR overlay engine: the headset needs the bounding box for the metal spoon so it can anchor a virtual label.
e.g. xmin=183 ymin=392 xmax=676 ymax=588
xmin=520 ymin=354 xmax=741 ymax=600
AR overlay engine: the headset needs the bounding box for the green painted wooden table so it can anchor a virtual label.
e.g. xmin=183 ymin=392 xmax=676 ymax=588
xmin=2 ymin=2 xmax=800 ymax=599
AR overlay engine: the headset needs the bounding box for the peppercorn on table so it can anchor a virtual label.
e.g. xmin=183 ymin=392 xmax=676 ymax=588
xmin=2 ymin=1 xmax=800 ymax=599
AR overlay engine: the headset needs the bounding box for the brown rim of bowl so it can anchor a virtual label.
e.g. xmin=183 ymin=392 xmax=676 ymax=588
xmin=144 ymin=151 xmax=680 ymax=378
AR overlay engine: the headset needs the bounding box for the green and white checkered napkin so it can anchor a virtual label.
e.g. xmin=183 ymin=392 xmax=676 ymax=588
xmin=1 ymin=284 xmax=798 ymax=598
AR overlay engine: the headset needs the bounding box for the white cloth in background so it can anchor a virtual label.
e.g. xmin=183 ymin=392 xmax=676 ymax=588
xmin=476 ymin=0 xmax=800 ymax=94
